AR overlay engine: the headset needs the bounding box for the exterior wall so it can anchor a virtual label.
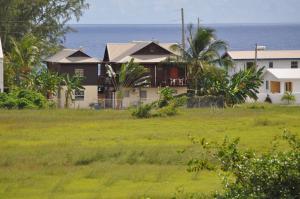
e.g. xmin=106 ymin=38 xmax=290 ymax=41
xmin=257 ymin=72 xmax=300 ymax=104
xmin=47 ymin=63 xmax=99 ymax=86
xmin=0 ymin=58 xmax=3 ymax=92
xmin=57 ymin=86 xmax=98 ymax=109
xmin=121 ymin=87 xmax=187 ymax=108
xmin=229 ymin=59 xmax=298 ymax=76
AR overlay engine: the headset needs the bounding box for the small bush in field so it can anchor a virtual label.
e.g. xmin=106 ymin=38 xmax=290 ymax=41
xmin=132 ymin=104 xmax=153 ymax=118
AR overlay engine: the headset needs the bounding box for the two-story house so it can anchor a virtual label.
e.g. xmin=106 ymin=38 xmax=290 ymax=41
xmin=0 ymin=38 xmax=3 ymax=93
xmin=226 ymin=50 xmax=300 ymax=103
xmin=46 ymin=49 xmax=101 ymax=108
xmin=102 ymin=41 xmax=187 ymax=108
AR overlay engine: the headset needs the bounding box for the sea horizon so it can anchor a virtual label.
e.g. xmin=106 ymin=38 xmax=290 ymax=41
xmin=63 ymin=23 xmax=300 ymax=57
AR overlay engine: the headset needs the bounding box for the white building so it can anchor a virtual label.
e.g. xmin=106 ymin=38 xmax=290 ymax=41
xmin=226 ymin=50 xmax=300 ymax=104
xmin=0 ymin=38 xmax=3 ymax=92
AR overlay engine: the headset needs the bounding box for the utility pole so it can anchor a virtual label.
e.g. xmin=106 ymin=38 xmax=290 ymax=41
xmin=197 ymin=17 xmax=200 ymax=30
xmin=254 ymin=43 xmax=258 ymax=67
xmin=181 ymin=8 xmax=185 ymax=52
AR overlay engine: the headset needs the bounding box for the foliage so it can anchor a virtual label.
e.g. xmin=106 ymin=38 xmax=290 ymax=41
xmin=0 ymin=89 xmax=49 ymax=109
xmin=171 ymin=24 xmax=232 ymax=95
xmin=106 ymin=59 xmax=150 ymax=109
xmin=224 ymin=67 xmax=264 ymax=106
xmin=62 ymin=74 xmax=84 ymax=108
xmin=5 ymin=34 xmax=43 ymax=87
xmin=131 ymin=103 xmax=153 ymax=118
xmin=187 ymin=131 xmax=300 ymax=199
xmin=24 ymin=68 xmax=63 ymax=99
xmin=281 ymin=92 xmax=296 ymax=104
xmin=0 ymin=0 xmax=89 ymax=53
xmin=132 ymin=87 xmax=187 ymax=118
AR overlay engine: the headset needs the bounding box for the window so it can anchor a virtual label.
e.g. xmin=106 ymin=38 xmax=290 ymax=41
xmin=269 ymin=62 xmax=273 ymax=68
xmin=75 ymin=69 xmax=84 ymax=77
xmin=291 ymin=61 xmax=298 ymax=68
xmin=124 ymin=90 xmax=130 ymax=98
xmin=246 ymin=62 xmax=255 ymax=70
xmin=75 ymin=90 xmax=85 ymax=101
xmin=285 ymin=82 xmax=293 ymax=92
xmin=140 ymin=90 xmax=147 ymax=99
xmin=266 ymin=81 xmax=269 ymax=90
xmin=270 ymin=81 xmax=281 ymax=93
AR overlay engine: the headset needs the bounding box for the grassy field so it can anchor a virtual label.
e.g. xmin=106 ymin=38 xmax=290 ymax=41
xmin=0 ymin=105 xmax=299 ymax=199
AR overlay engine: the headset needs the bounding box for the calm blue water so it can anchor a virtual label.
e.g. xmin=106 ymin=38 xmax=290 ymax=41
xmin=63 ymin=24 xmax=300 ymax=58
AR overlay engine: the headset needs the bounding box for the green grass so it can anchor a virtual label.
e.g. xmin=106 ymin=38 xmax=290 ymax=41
xmin=0 ymin=105 xmax=299 ymax=198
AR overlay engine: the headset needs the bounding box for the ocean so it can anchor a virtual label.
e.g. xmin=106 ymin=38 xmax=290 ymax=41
xmin=63 ymin=24 xmax=300 ymax=58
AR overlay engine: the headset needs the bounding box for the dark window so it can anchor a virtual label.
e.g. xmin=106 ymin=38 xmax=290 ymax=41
xmin=285 ymin=82 xmax=293 ymax=92
xmin=140 ymin=90 xmax=147 ymax=99
xmin=266 ymin=81 xmax=269 ymax=90
xmin=124 ymin=90 xmax=130 ymax=98
xmin=75 ymin=90 xmax=85 ymax=101
xmin=246 ymin=62 xmax=255 ymax=70
xmin=269 ymin=62 xmax=273 ymax=68
xmin=291 ymin=61 xmax=298 ymax=68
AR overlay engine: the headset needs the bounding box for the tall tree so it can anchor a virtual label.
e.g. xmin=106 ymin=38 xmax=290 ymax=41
xmin=0 ymin=0 xmax=89 ymax=53
xmin=5 ymin=33 xmax=42 ymax=87
xmin=173 ymin=24 xmax=233 ymax=95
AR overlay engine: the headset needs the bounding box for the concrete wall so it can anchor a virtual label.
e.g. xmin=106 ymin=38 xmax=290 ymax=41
xmin=122 ymin=87 xmax=187 ymax=108
xmin=57 ymin=86 xmax=98 ymax=109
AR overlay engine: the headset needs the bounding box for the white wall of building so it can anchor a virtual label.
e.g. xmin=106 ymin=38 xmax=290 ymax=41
xmin=257 ymin=72 xmax=300 ymax=104
xmin=57 ymin=86 xmax=98 ymax=109
xmin=229 ymin=59 xmax=298 ymax=76
xmin=121 ymin=87 xmax=187 ymax=108
xmin=0 ymin=38 xmax=3 ymax=93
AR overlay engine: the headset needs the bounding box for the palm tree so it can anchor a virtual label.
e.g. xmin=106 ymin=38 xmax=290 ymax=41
xmin=5 ymin=33 xmax=41 ymax=87
xmin=106 ymin=59 xmax=150 ymax=109
xmin=173 ymin=24 xmax=233 ymax=95
xmin=63 ymin=74 xmax=84 ymax=108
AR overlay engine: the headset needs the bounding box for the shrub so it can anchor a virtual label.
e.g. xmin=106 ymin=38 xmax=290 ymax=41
xmin=132 ymin=104 xmax=153 ymax=118
xmin=0 ymin=89 xmax=50 ymax=109
xmin=187 ymin=132 xmax=300 ymax=199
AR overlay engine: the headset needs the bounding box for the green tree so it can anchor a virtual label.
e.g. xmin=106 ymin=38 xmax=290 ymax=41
xmin=62 ymin=74 xmax=84 ymax=108
xmin=24 ymin=68 xmax=63 ymax=99
xmin=172 ymin=24 xmax=232 ymax=95
xmin=5 ymin=33 xmax=42 ymax=87
xmin=224 ymin=67 xmax=264 ymax=106
xmin=0 ymin=0 xmax=89 ymax=53
xmin=106 ymin=59 xmax=150 ymax=109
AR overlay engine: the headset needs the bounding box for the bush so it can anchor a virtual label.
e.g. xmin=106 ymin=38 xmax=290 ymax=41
xmin=132 ymin=104 xmax=153 ymax=118
xmin=0 ymin=89 xmax=50 ymax=109
xmin=187 ymin=132 xmax=300 ymax=199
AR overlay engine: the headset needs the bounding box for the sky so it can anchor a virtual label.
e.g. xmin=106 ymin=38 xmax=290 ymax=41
xmin=72 ymin=0 xmax=300 ymax=24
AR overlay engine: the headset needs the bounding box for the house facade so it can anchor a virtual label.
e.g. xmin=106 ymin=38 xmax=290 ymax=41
xmin=101 ymin=41 xmax=187 ymax=108
xmin=226 ymin=50 xmax=300 ymax=103
xmin=46 ymin=49 xmax=101 ymax=108
xmin=0 ymin=38 xmax=3 ymax=93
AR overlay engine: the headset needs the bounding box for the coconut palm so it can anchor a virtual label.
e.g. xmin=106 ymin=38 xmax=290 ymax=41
xmin=106 ymin=59 xmax=150 ymax=109
xmin=173 ymin=24 xmax=233 ymax=95
xmin=63 ymin=74 xmax=84 ymax=108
